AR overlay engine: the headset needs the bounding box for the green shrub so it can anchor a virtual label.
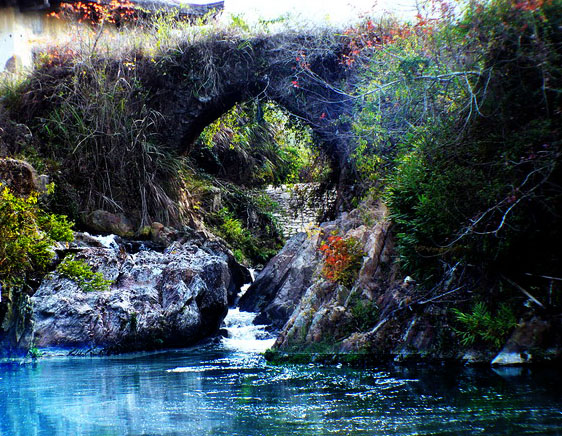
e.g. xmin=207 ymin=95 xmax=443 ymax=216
xmin=451 ymin=302 xmax=517 ymax=349
xmin=56 ymin=255 xmax=112 ymax=292
xmin=27 ymin=346 xmax=43 ymax=360
xmin=349 ymin=297 xmax=379 ymax=333
xmin=350 ymin=0 xmax=562 ymax=293
xmin=212 ymin=207 xmax=280 ymax=264
xmin=0 ymin=187 xmax=74 ymax=290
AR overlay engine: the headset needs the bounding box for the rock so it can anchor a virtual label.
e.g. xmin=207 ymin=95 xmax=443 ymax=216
xmin=249 ymin=200 xmax=461 ymax=364
xmin=71 ymin=232 xmax=106 ymax=248
xmin=491 ymin=317 xmax=562 ymax=365
xmin=243 ymin=201 xmax=395 ymax=346
xmin=491 ymin=351 xmax=531 ymax=366
xmin=200 ymin=239 xmax=251 ymax=306
xmin=238 ymin=231 xmax=322 ymax=329
xmin=265 ymin=184 xmax=336 ymax=238
xmin=150 ymin=222 xmax=178 ymax=246
xmin=0 ymin=158 xmax=41 ymax=196
xmin=0 ymin=287 xmax=34 ymax=357
xmin=201 ymin=186 xmax=222 ymax=212
xmin=84 ymin=210 xmax=135 ymax=237
xmin=461 ymin=350 xmax=495 ymax=365
xmin=31 ymin=241 xmax=245 ymax=353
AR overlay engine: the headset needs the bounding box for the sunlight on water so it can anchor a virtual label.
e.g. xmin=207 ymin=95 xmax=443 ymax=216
xmin=1 ymin=304 xmax=562 ymax=436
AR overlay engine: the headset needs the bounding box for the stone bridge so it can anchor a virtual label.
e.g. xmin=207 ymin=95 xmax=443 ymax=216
xmin=142 ymin=32 xmax=355 ymax=174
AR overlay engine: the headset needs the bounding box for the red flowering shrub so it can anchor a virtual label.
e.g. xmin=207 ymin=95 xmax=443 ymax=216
xmin=318 ymin=235 xmax=363 ymax=287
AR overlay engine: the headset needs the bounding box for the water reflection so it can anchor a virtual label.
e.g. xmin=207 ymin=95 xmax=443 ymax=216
xmin=1 ymin=329 xmax=562 ymax=435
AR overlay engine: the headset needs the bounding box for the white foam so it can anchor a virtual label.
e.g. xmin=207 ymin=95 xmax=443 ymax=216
xmin=221 ymin=308 xmax=275 ymax=354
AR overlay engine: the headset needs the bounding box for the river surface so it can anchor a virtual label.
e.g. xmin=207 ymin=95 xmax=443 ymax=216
xmin=1 ymin=308 xmax=562 ymax=436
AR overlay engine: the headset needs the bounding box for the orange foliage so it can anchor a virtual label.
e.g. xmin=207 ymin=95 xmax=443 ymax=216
xmin=318 ymin=235 xmax=363 ymax=286
xmin=48 ymin=0 xmax=138 ymax=25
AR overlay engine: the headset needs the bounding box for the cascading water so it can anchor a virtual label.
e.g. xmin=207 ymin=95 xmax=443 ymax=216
xmin=221 ymin=269 xmax=276 ymax=354
xmin=221 ymin=308 xmax=275 ymax=354
xmin=85 ymin=232 xmax=119 ymax=251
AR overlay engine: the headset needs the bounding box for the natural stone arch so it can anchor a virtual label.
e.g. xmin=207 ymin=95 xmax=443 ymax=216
xmin=143 ymin=32 xmax=354 ymax=178
xmin=7 ymin=31 xmax=356 ymax=226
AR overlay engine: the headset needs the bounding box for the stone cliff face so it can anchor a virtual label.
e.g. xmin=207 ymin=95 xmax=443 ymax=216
xmin=245 ymin=202 xmax=562 ymax=366
xmin=240 ymin=202 xmax=396 ymax=347
xmin=30 ymin=240 xmax=248 ymax=354
xmin=238 ymin=231 xmax=322 ymax=329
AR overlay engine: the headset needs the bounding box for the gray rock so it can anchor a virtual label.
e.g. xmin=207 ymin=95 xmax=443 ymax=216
xmin=491 ymin=317 xmax=562 ymax=365
xmin=238 ymin=231 xmax=322 ymax=329
xmin=242 ymin=201 xmax=394 ymax=343
xmin=31 ymin=242 xmax=242 ymax=353
xmin=84 ymin=210 xmax=135 ymax=238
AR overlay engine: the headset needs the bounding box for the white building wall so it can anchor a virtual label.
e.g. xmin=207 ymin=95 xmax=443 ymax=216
xmin=0 ymin=8 xmax=62 ymax=73
xmin=0 ymin=8 xmax=19 ymax=71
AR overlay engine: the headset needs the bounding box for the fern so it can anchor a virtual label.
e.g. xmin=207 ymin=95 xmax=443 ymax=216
xmin=451 ymin=302 xmax=517 ymax=349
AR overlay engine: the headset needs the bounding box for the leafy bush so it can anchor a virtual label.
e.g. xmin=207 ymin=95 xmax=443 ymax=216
xmin=349 ymin=0 xmax=562 ymax=295
xmin=55 ymin=255 xmax=112 ymax=292
xmin=451 ymin=302 xmax=517 ymax=348
xmin=349 ymin=295 xmax=379 ymax=332
xmin=212 ymin=207 xmax=281 ymax=264
xmin=0 ymin=187 xmax=74 ymax=290
xmin=318 ymin=234 xmax=363 ymax=287
xmin=27 ymin=346 xmax=43 ymax=360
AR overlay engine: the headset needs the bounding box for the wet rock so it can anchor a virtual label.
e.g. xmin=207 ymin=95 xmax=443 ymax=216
xmin=150 ymin=222 xmax=179 ymax=246
xmin=0 ymin=287 xmax=34 ymax=357
xmin=31 ymin=241 xmax=245 ymax=354
xmin=461 ymin=350 xmax=495 ymax=365
xmin=247 ymin=201 xmax=463 ymax=364
xmin=238 ymin=231 xmax=322 ymax=329
xmin=240 ymin=200 xmax=403 ymax=360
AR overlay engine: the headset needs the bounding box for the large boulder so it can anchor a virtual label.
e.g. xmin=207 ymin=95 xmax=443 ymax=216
xmin=31 ymin=240 xmax=246 ymax=354
xmin=0 ymin=158 xmax=41 ymax=196
xmin=491 ymin=317 xmax=562 ymax=365
xmin=83 ymin=210 xmax=135 ymax=238
xmin=238 ymin=231 xmax=321 ymax=329
xmin=239 ymin=202 xmax=393 ymax=332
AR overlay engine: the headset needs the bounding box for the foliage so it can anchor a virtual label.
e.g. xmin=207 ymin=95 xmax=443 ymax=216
xmin=318 ymin=234 xmax=363 ymax=287
xmin=349 ymin=0 xmax=562 ymax=297
xmin=37 ymin=56 xmax=186 ymax=226
xmin=27 ymin=346 xmax=43 ymax=360
xmin=212 ymin=206 xmax=281 ymax=264
xmin=193 ymin=100 xmax=326 ymax=186
xmin=48 ymin=0 xmax=139 ymax=25
xmin=451 ymin=302 xmax=517 ymax=348
xmin=0 ymin=187 xmax=74 ymax=290
xmin=349 ymin=294 xmax=379 ymax=332
xmin=55 ymin=255 xmax=112 ymax=292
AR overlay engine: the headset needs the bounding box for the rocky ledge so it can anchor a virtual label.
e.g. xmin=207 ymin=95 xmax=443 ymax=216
xmin=242 ymin=201 xmax=562 ymax=367
xmin=31 ymin=239 xmax=249 ymax=355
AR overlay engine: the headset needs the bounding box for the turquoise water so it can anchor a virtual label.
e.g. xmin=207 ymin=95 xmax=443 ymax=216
xmin=1 ymin=311 xmax=562 ymax=435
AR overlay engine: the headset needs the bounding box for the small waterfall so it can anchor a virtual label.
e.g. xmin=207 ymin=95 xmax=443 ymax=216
xmin=221 ymin=308 xmax=275 ymax=353
xmin=222 ymin=269 xmax=275 ymax=354
xmin=238 ymin=268 xmax=255 ymax=298
xmin=84 ymin=232 xmax=120 ymax=251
